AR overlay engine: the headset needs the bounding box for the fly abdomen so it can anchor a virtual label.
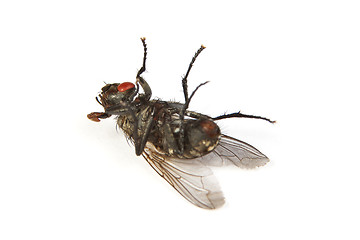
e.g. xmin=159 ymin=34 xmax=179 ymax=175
xmin=184 ymin=119 xmax=221 ymax=158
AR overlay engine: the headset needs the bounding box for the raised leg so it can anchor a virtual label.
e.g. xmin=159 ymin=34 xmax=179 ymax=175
xmin=178 ymin=45 xmax=207 ymax=153
xmin=213 ymin=111 xmax=276 ymax=123
xmin=137 ymin=37 xmax=147 ymax=78
xmin=136 ymin=37 xmax=152 ymax=101
xmin=182 ymin=45 xmax=206 ymax=103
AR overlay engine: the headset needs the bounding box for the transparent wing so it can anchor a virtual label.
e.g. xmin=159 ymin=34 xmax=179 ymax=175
xmin=143 ymin=143 xmax=225 ymax=209
xmin=198 ymin=134 xmax=270 ymax=168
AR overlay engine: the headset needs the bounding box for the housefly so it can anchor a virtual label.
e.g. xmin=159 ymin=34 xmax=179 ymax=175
xmin=88 ymin=38 xmax=275 ymax=209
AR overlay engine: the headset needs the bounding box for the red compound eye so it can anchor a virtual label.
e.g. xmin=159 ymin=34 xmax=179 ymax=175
xmin=117 ymin=82 xmax=135 ymax=92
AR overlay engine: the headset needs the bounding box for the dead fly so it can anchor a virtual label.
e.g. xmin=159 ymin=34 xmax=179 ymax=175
xmin=88 ymin=38 xmax=275 ymax=209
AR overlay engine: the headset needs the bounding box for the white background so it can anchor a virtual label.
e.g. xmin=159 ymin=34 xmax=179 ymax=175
xmin=1 ymin=0 xmax=359 ymax=239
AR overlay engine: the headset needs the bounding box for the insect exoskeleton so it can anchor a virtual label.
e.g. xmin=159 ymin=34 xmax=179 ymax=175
xmin=184 ymin=119 xmax=220 ymax=158
xmin=88 ymin=38 xmax=274 ymax=209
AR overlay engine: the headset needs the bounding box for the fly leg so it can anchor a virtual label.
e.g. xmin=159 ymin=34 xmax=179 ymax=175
xmin=178 ymin=45 xmax=207 ymax=153
xmin=135 ymin=37 xmax=152 ymax=101
xmin=134 ymin=111 xmax=155 ymax=156
xmin=181 ymin=45 xmax=206 ymax=104
xmin=162 ymin=120 xmax=182 ymax=156
xmin=106 ymin=101 xmax=154 ymax=156
xmin=212 ymin=111 xmax=276 ymax=123
xmin=184 ymin=110 xmax=211 ymax=120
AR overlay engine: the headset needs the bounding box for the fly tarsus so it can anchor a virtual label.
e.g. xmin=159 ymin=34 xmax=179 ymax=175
xmin=137 ymin=37 xmax=147 ymax=78
xmin=212 ymin=111 xmax=276 ymax=124
xmin=136 ymin=37 xmax=152 ymax=101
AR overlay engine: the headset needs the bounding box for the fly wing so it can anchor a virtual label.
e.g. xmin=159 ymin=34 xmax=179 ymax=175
xmin=143 ymin=143 xmax=225 ymax=209
xmin=198 ymin=134 xmax=270 ymax=168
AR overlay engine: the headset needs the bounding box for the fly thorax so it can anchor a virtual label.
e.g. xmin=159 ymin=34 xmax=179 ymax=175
xmin=117 ymin=116 xmax=134 ymax=138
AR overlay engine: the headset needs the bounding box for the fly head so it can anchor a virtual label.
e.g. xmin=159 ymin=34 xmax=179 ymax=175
xmin=96 ymin=82 xmax=137 ymax=113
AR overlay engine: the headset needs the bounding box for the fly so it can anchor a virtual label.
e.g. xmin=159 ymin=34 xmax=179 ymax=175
xmin=87 ymin=38 xmax=275 ymax=209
